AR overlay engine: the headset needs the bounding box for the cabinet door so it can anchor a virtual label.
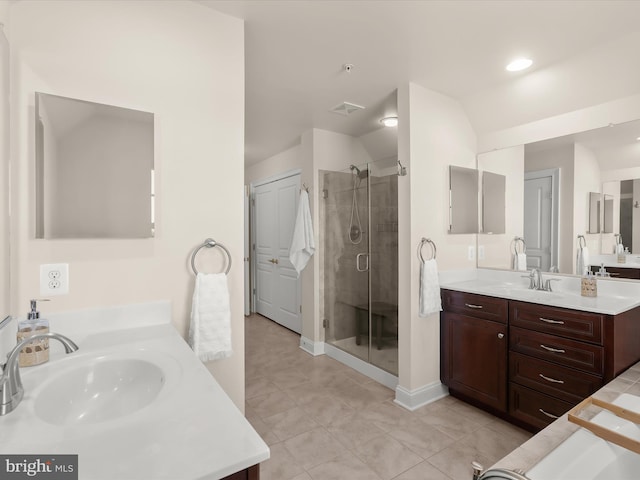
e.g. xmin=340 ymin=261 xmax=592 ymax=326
xmin=441 ymin=312 xmax=508 ymax=412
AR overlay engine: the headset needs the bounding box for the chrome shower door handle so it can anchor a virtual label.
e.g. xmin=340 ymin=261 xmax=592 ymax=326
xmin=356 ymin=253 xmax=369 ymax=272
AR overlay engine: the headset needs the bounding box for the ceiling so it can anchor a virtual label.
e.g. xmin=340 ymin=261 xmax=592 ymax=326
xmin=198 ymin=0 xmax=640 ymax=165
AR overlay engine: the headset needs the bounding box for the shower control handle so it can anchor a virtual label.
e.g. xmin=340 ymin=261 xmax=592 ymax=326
xmin=356 ymin=253 xmax=369 ymax=272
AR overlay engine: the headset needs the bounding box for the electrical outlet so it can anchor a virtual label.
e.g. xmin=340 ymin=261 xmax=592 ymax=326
xmin=468 ymin=245 xmax=476 ymax=261
xmin=478 ymin=245 xmax=485 ymax=260
xmin=40 ymin=263 xmax=69 ymax=295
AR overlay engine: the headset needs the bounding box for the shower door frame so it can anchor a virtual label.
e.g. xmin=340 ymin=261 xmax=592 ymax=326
xmin=322 ymin=162 xmax=399 ymax=387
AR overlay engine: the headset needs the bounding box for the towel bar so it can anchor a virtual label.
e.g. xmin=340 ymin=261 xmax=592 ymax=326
xmin=417 ymin=237 xmax=436 ymax=262
xmin=191 ymin=238 xmax=232 ymax=275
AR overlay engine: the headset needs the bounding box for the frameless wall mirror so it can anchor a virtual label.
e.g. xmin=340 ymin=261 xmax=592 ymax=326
xmin=449 ymin=165 xmax=478 ymax=234
xmin=35 ymin=92 xmax=154 ymax=239
xmin=481 ymin=171 xmax=506 ymax=234
xmin=588 ymin=192 xmax=601 ymax=234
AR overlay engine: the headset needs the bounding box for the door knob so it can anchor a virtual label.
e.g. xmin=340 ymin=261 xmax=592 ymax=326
xmin=269 ymin=258 xmax=279 ymax=264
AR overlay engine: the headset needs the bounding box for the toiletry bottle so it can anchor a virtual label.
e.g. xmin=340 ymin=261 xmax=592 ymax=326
xmin=581 ymin=271 xmax=597 ymax=297
xmin=16 ymin=299 xmax=50 ymax=367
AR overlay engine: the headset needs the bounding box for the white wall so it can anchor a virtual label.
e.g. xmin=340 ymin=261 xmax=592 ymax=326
xmin=9 ymin=1 xmax=246 ymax=409
xmin=398 ymin=83 xmax=477 ymax=396
xmin=573 ymin=143 xmax=602 ymax=259
xmin=245 ymin=144 xmax=301 ymax=186
xmin=0 ymin=3 xmax=9 ymax=321
xmin=477 ymin=145 xmax=525 ymax=270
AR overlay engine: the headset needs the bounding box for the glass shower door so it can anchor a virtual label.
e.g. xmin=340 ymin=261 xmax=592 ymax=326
xmin=322 ymin=162 xmax=398 ymax=376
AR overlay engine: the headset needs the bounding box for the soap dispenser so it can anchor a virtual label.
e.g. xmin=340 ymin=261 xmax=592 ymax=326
xmin=16 ymin=299 xmax=50 ymax=367
xmin=581 ymin=271 xmax=597 ymax=298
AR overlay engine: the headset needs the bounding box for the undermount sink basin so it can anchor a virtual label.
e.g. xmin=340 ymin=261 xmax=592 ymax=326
xmin=527 ymin=393 xmax=640 ymax=480
xmin=34 ymin=357 xmax=166 ymax=425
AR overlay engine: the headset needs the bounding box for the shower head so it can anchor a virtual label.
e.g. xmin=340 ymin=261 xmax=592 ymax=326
xmin=349 ymin=164 xmax=369 ymax=179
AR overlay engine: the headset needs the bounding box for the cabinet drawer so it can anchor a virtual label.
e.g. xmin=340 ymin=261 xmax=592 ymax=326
xmin=509 ymin=383 xmax=574 ymax=431
xmin=510 ymin=326 xmax=604 ymax=375
xmin=441 ymin=289 xmax=508 ymax=324
xmin=510 ymin=301 xmax=603 ymax=344
xmin=509 ymin=352 xmax=603 ymax=404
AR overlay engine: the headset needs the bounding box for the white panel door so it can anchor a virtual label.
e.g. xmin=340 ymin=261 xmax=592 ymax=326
xmin=254 ymin=174 xmax=301 ymax=333
xmin=524 ymin=175 xmax=553 ymax=271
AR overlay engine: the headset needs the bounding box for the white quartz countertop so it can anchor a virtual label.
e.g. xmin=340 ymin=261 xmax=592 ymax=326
xmin=0 ymin=304 xmax=269 ymax=480
xmin=439 ymin=269 xmax=640 ymax=315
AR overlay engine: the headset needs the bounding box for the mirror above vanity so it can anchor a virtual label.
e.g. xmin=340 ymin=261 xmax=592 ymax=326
xmin=477 ymin=118 xmax=640 ymax=278
xmin=448 ymin=166 xmax=506 ymax=235
xmin=35 ymin=92 xmax=155 ymax=239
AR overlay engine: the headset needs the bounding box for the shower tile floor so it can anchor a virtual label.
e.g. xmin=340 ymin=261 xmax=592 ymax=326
xmin=245 ymin=314 xmax=533 ymax=480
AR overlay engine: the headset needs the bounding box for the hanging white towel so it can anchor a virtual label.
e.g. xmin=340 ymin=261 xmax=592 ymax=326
xmin=512 ymin=253 xmax=527 ymax=271
xmin=289 ymin=190 xmax=315 ymax=276
xmin=419 ymin=259 xmax=442 ymax=317
xmin=576 ymin=247 xmax=590 ymax=276
xmin=189 ymin=273 xmax=232 ymax=362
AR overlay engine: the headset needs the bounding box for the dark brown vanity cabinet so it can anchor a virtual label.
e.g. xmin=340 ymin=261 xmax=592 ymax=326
xmin=440 ymin=290 xmax=508 ymax=413
xmin=441 ymin=289 xmax=640 ymax=432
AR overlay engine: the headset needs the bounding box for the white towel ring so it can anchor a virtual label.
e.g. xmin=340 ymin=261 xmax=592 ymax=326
xmin=417 ymin=237 xmax=437 ymax=262
xmin=191 ymin=238 xmax=232 ymax=275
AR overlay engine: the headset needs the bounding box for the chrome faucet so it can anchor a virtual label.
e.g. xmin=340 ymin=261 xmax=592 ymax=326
xmin=532 ymin=268 xmax=544 ymax=290
xmin=523 ymin=268 xmax=560 ymax=291
xmin=1 ymin=332 xmax=78 ymax=416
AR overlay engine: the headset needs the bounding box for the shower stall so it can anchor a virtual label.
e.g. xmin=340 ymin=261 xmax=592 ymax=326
xmin=321 ymin=161 xmax=399 ymax=378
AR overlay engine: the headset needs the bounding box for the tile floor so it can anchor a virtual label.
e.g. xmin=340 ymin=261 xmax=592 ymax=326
xmin=244 ymin=314 xmax=532 ymax=480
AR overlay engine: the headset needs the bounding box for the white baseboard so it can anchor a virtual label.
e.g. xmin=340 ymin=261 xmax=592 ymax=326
xmin=324 ymin=343 xmax=398 ymax=390
xmin=394 ymin=382 xmax=449 ymax=411
xmin=299 ymin=336 xmax=325 ymax=356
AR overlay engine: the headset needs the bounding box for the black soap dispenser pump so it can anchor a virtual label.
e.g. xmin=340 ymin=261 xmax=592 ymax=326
xmin=16 ymin=299 xmax=50 ymax=367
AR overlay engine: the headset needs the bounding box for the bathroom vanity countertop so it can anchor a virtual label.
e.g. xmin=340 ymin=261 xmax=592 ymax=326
xmin=439 ymin=269 xmax=640 ymax=315
xmin=486 ymin=360 xmax=640 ymax=477
xmin=0 ymin=313 xmax=269 ymax=480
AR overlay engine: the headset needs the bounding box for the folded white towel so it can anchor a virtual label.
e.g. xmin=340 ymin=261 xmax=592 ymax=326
xmin=289 ymin=190 xmax=315 ymax=275
xmin=189 ymin=273 xmax=232 ymax=362
xmin=419 ymin=259 xmax=442 ymax=317
xmin=513 ymin=253 xmax=527 ymax=271
xmin=576 ymin=247 xmax=590 ymax=276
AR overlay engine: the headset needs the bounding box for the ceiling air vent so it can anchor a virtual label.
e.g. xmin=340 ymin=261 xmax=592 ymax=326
xmin=330 ymin=102 xmax=365 ymax=116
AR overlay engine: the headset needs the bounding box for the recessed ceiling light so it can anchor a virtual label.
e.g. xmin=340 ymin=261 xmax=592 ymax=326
xmin=637 ymin=136 xmax=640 ymax=141
xmin=506 ymin=58 xmax=533 ymax=72
xmin=380 ymin=116 xmax=398 ymax=127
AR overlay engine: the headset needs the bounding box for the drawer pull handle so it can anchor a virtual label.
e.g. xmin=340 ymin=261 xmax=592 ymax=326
xmin=539 ymin=408 xmax=559 ymax=419
xmin=497 ymin=333 xmax=504 ymax=339
xmin=539 ymin=373 xmax=564 ymax=384
xmin=464 ymin=303 xmax=483 ymax=309
xmin=539 ymin=317 xmax=564 ymax=325
xmin=540 ymin=344 xmax=566 ymax=354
